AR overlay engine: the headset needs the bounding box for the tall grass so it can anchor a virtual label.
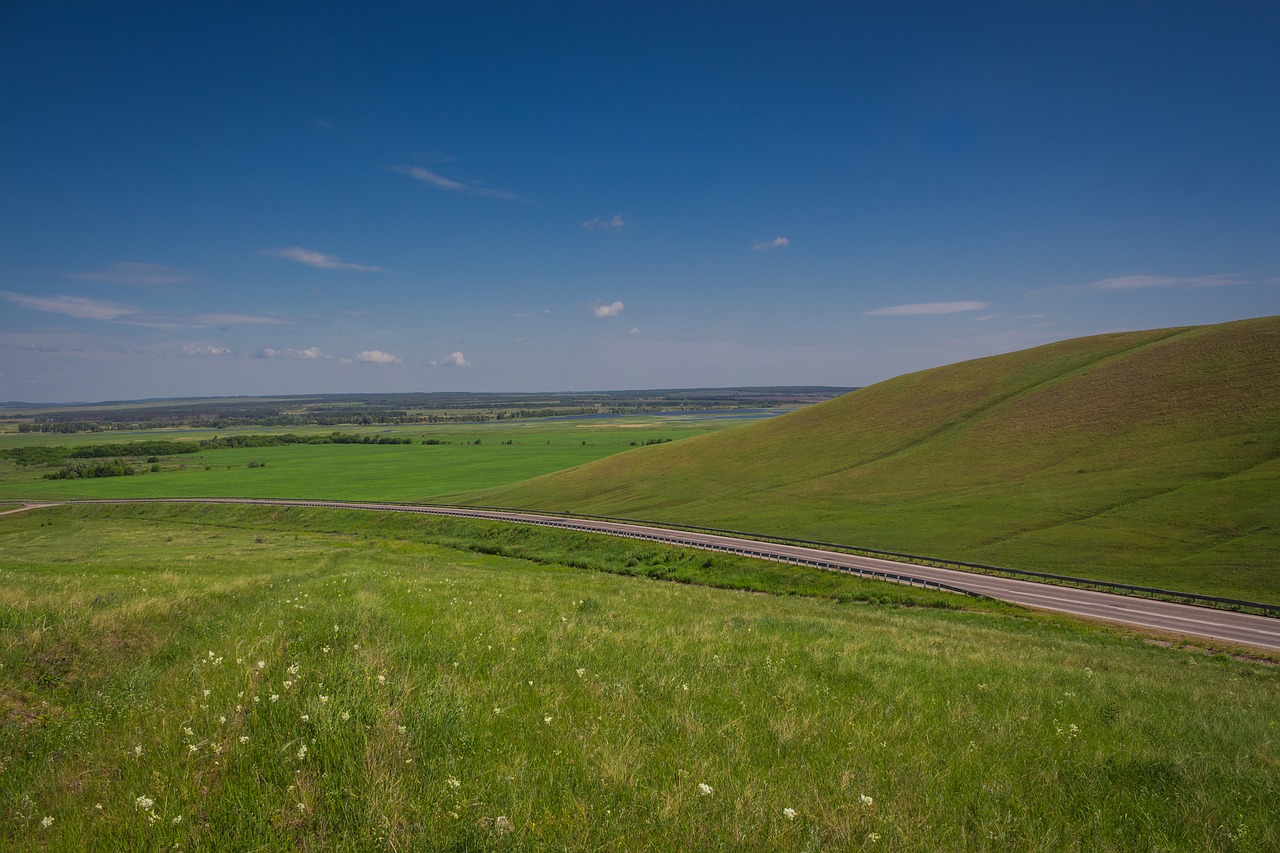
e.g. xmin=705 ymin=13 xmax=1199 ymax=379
xmin=2 ymin=506 xmax=1277 ymax=850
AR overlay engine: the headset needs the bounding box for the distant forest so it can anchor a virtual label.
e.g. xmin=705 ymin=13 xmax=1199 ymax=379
xmin=1 ymin=388 xmax=854 ymax=433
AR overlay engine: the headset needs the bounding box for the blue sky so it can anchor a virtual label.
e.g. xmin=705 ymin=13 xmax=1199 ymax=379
xmin=2 ymin=1 xmax=1277 ymax=402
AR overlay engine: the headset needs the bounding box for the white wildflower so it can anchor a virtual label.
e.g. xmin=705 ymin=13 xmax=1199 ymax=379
xmin=698 ymin=783 xmax=713 ymax=796
xmin=319 ymin=695 xmax=329 ymax=703
xmin=783 ymin=807 xmax=797 ymax=820
xmin=135 ymin=795 xmax=154 ymax=811
xmin=270 ymin=694 xmax=279 ymax=703
xmin=544 ymin=716 xmax=553 ymax=725
xmin=133 ymin=745 xmax=143 ymax=757
xmin=575 ymin=668 xmax=585 ymax=677
xmin=860 ymin=794 xmax=874 ymax=806
xmin=340 ymin=711 xmax=350 ymax=721
xmin=172 ymin=815 xmax=182 ymax=824
xmin=300 ymin=714 xmax=310 ymax=722
xmin=297 ymin=744 xmax=308 ymax=760
xmin=257 ymin=660 xmax=265 ymax=669
xmin=868 ymin=832 xmax=881 ymax=842
xmin=41 ymin=816 xmax=54 ymax=828
xmin=446 ymin=776 xmax=461 ymax=790
xmin=377 ymin=675 xmax=386 ymax=685
xmin=239 ymin=736 xmax=249 ymax=744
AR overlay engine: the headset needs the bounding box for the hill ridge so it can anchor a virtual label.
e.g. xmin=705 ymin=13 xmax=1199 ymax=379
xmin=467 ymin=316 xmax=1280 ymax=601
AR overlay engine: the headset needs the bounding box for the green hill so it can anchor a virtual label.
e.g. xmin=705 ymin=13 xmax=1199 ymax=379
xmin=468 ymin=316 xmax=1280 ymax=601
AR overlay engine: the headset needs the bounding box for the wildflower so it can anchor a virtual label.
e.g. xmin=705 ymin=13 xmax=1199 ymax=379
xmin=288 ymin=662 xmax=300 ymax=676
xmin=202 ymin=689 xmax=211 ymax=698
xmin=575 ymin=668 xmax=585 ymax=677
xmin=446 ymin=776 xmax=461 ymax=790
xmin=698 ymin=783 xmax=714 ymax=796
xmin=319 ymin=695 xmax=329 ymax=703
xmin=397 ymin=725 xmax=407 ymax=734
xmin=783 ymin=807 xmax=797 ymax=820
xmin=297 ymin=802 xmax=306 ymax=812
xmin=297 ymin=744 xmax=308 ymax=760
xmin=94 ymin=803 xmax=103 ymax=811
xmin=41 ymin=816 xmax=54 ymax=828
xmin=544 ymin=716 xmax=553 ymax=725
xmin=270 ymin=694 xmax=280 ymax=703
xmin=134 ymin=745 xmax=143 ymax=757
xmin=860 ymin=794 xmax=874 ymax=806
xmin=867 ymin=832 xmax=881 ymax=842
xmin=219 ymin=715 xmax=227 ymax=724
xmin=340 ymin=711 xmax=350 ymax=721
xmin=283 ymin=680 xmax=294 ymax=690
xmin=182 ymin=727 xmax=194 ymax=737
xmin=377 ymin=675 xmax=386 ymax=685
xmin=322 ymin=646 xmax=331 ymax=654
xmin=239 ymin=736 xmax=249 ymax=744
xmin=301 ymin=714 xmax=310 ymax=722
xmin=253 ymin=696 xmax=260 ymax=704
xmin=136 ymin=795 xmax=155 ymax=811
xmin=257 ymin=661 xmax=265 ymax=669
xmin=172 ymin=815 xmax=182 ymax=824
xmin=188 ymin=744 xmax=199 ymax=753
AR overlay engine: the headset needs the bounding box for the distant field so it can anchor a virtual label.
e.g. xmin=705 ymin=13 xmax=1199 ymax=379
xmin=3 ymin=503 xmax=1277 ymax=850
xmin=0 ymin=414 xmax=767 ymax=502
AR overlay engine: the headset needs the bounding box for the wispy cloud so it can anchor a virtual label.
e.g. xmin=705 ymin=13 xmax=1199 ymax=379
xmin=430 ymin=351 xmax=470 ymax=368
xmin=257 ymin=346 xmax=330 ymax=360
xmin=69 ymin=262 xmax=193 ymax=286
xmin=753 ymin=236 xmax=790 ymax=251
xmin=592 ymin=300 xmax=625 ymax=318
xmin=262 ymin=246 xmax=387 ymax=272
xmin=192 ymin=313 xmax=288 ymax=327
xmin=1 ymin=291 xmax=136 ymax=320
xmin=583 ymin=214 xmax=625 ymax=231
xmin=181 ymin=344 xmax=231 ymax=357
xmin=628 ymin=327 xmax=640 ymax=335
xmin=392 ymin=165 xmax=525 ymax=201
xmin=1087 ymin=273 xmax=1240 ymax=290
xmin=353 ymin=350 xmax=403 ymax=364
xmin=2 ymin=291 xmax=288 ymax=329
xmin=865 ymin=301 xmax=988 ymax=316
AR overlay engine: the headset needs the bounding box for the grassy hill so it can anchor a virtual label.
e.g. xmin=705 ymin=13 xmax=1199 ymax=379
xmin=468 ymin=316 xmax=1280 ymax=602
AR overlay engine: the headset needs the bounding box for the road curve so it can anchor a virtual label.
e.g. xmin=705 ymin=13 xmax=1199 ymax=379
xmin=20 ymin=498 xmax=1280 ymax=652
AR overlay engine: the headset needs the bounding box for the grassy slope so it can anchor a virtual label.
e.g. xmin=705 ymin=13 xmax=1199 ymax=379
xmin=471 ymin=317 xmax=1280 ymax=601
xmin=3 ymin=505 xmax=1277 ymax=850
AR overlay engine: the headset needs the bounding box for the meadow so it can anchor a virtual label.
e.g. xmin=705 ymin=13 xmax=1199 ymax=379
xmin=0 ymin=414 xmax=755 ymax=503
xmin=2 ymin=503 xmax=1277 ymax=850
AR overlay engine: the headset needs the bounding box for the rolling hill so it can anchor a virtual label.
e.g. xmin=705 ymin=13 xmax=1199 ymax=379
xmin=467 ymin=316 xmax=1280 ymax=601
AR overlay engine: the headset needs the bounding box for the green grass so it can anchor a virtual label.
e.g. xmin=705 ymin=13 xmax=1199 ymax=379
xmin=2 ymin=504 xmax=1278 ymax=850
xmin=0 ymin=416 xmax=749 ymax=502
xmin=471 ymin=317 xmax=1280 ymax=603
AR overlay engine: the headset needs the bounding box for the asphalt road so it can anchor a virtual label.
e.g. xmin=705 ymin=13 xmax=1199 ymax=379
xmin=18 ymin=498 xmax=1280 ymax=652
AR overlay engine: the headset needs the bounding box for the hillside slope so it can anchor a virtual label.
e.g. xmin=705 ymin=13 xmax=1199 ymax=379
xmin=467 ymin=316 xmax=1280 ymax=600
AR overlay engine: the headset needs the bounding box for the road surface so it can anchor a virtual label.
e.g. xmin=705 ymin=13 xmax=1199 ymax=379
xmin=12 ymin=498 xmax=1280 ymax=652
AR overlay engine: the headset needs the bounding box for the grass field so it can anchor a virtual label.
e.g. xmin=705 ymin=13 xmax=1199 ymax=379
xmin=2 ymin=503 xmax=1277 ymax=850
xmin=0 ymin=414 xmax=762 ymax=503
xmin=471 ymin=317 xmax=1280 ymax=603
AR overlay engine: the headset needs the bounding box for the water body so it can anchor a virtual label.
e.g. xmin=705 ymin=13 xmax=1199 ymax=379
xmin=540 ymin=407 xmax=790 ymax=422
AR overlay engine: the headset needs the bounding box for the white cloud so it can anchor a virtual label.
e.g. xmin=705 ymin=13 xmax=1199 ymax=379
xmin=430 ymin=351 xmax=470 ymax=368
xmin=181 ymin=344 xmax=231 ymax=357
xmin=753 ymin=236 xmax=790 ymax=251
xmin=1 ymin=291 xmax=135 ymax=320
xmin=392 ymin=165 xmax=524 ymax=201
xmin=628 ymin=327 xmax=640 ymax=335
xmin=583 ymin=214 xmax=625 ymax=231
xmin=69 ymin=262 xmax=193 ymax=286
xmin=1087 ymin=273 xmax=1239 ymax=290
xmin=262 ymin=246 xmax=386 ymax=272
xmin=592 ymin=300 xmax=625 ymax=318
xmin=865 ymin=301 xmax=988 ymax=316
xmin=257 ymin=346 xmax=329 ymax=360
xmin=353 ymin=350 xmax=403 ymax=364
